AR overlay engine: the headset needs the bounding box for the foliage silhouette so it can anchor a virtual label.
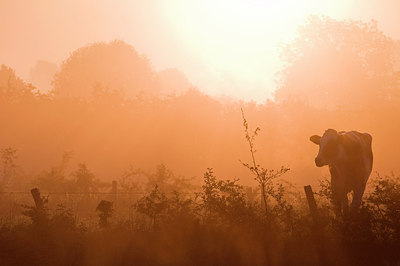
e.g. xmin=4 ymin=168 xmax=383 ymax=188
xmin=96 ymin=200 xmax=113 ymax=229
xmin=240 ymin=108 xmax=289 ymax=216
xmin=276 ymin=15 xmax=400 ymax=109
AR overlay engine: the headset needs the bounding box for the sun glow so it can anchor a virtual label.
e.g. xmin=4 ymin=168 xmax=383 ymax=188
xmin=163 ymin=0 xmax=346 ymax=100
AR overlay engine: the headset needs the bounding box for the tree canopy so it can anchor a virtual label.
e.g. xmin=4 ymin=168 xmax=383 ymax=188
xmin=52 ymin=40 xmax=191 ymax=99
xmin=275 ymin=15 xmax=400 ymax=109
xmin=0 ymin=65 xmax=38 ymax=103
xmin=52 ymin=40 xmax=156 ymax=99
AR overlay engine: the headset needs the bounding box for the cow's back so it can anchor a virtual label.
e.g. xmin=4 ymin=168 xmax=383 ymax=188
xmin=339 ymin=131 xmax=373 ymax=186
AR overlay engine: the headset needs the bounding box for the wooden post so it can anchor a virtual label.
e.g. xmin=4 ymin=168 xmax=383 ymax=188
xmin=31 ymin=188 xmax=44 ymax=210
xmin=304 ymin=185 xmax=319 ymax=224
xmin=30 ymin=188 xmax=48 ymax=224
xmin=304 ymin=185 xmax=328 ymax=265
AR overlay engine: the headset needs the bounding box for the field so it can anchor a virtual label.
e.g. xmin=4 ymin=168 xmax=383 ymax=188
xmin=1 ymin=166 xmax=400 ymax=265
xmin=1 ymin=6 xmax=400 ymax=265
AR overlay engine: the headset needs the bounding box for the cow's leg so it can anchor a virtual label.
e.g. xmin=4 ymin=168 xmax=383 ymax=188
xmin=332 ymin=189 xmax=348 ymax=217
xmin=331 ymin=176 xmax=349 ymax=217
xmin=351 ymin=182 xmax=367 ymax=210
xmin=341 ymin=193 xmax=349 ymax=216
xmin=331 ymin=176 xmax=342 ymax=217
xmin=332 ymin=198 xmax=341 ymax=217
xmin=331 ymin=186 xmax=341 ymax=217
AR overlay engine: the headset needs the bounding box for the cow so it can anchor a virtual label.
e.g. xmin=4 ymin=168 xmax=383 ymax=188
xmin=309 ymin=129 xmax=373 ymax=216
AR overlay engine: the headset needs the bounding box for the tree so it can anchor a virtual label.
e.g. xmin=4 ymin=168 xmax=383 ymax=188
xmin=135 ymin=185 xmax=169 ymax=229
xmin=275 ymin=15 xmax=400 ymax=109
xmin=52 ymin=40 xmax=156 ymax=99
xmin=0 ymin=65 xmax=38 ymax=103
xmin=154 ymin=68 xmax=192 ymax=96
xmin=29 ymin=60 xmax=58 ymax=92
xmin=240 ymin=109 xmax=289 ymax=216
xmin=0 ymin=147 xmax=17 ymax=184
xmin=35 ymin=152 xmax=74 ymax=193
xmin=72 ymin=163 xmax=99 ymax=193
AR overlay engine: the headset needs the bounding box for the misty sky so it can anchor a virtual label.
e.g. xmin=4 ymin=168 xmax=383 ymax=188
xmin=1 ymin=0 xmax=399 ymax=102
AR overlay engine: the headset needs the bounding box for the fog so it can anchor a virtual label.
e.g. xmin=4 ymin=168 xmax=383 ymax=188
xmin=1 ymin=2 xmax=400 ymax=265
xmin=2 ymin=0 xmax=400 ymax=101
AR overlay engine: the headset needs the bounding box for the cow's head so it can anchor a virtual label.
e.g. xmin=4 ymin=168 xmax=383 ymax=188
xmin=310 ymin=129 xmax=340 ymax=167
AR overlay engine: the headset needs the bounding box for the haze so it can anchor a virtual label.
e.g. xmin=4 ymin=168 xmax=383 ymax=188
xmin=1 ymin=0 xmax=399 ymax=101
xmin=2 ymin=1 xmax=400 ymax=265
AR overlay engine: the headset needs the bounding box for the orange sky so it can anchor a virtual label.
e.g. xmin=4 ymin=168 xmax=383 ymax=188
xmin=1 ymin=0 xmax=399 ymax=102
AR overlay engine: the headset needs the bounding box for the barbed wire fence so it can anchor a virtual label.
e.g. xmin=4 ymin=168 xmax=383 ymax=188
xmin=0 ymin=178 xmax=377 ymax=226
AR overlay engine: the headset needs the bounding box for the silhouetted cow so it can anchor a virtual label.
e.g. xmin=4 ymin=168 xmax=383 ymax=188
xmin=310 ymin=129 xmax=373 ymax=216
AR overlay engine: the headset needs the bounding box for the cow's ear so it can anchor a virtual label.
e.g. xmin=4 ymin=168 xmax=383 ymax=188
xmin=310 ymin=135 xmax=321 ymax=145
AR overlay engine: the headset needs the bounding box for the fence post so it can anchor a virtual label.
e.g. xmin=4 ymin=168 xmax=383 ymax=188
xmin=31 ymin=188 xmax=44 ymax=210
xmin=304 ymin=185 xmax=319 ymax=225
xmin=30 ymin=188 xmax=48 ymax=224
xmin=304 ymin=185 xmax=328 ymax=265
